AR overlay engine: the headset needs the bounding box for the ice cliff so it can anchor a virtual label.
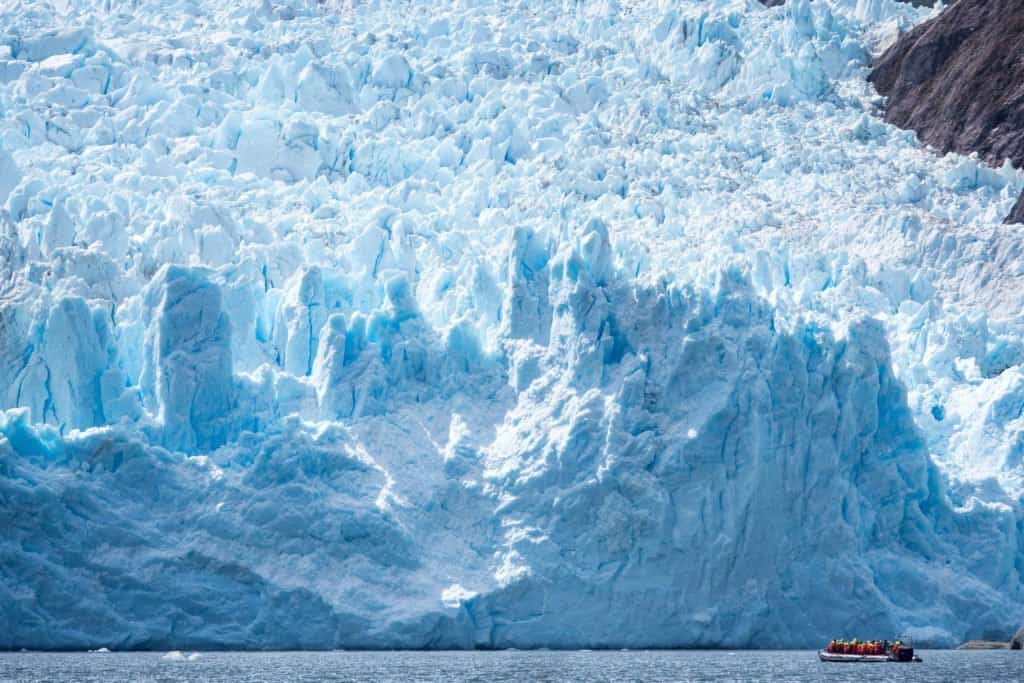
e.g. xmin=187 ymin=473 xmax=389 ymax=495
xmin=1 ymin=0 xmax=1024 ymax=649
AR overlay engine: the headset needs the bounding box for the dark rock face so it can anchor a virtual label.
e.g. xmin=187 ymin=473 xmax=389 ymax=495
xmin=906 ymin=0 xmax=938 ymax=6
xmin=871 ymin=0 xmax=1024 ymax=164
xmin=1012 ymin=625 xmax=1024 ymax=649
xmin=758 ymin=0 xmax=936 ymax=6
xmin=1008 ymin=192 xmax=1024 ymax=226
xmin=869 ymin=0 xmax=1024 ymax=223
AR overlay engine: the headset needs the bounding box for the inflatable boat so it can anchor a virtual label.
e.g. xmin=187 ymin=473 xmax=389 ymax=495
xmin=819 ymin=636 xmax=922 ymax=663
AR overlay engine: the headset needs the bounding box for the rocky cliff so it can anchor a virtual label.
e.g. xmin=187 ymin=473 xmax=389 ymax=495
xmin=870 ymin=0 xmax=1024 ymax=222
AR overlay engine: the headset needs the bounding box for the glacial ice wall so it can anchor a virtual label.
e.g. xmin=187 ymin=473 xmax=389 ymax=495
xmin=1 ymin=0 xmax=1024 ymax=649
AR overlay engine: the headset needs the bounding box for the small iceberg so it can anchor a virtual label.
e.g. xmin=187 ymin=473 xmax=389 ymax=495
xmin=162 ymin=651 xmax=200 ymax=661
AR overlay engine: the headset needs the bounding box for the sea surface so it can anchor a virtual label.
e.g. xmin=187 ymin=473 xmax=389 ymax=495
xmin=0 ymin=649 xmax=1021 ymax=682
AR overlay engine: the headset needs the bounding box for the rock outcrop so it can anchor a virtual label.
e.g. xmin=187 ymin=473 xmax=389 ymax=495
xmin=1007 ymin=192 xmax=1024 ymax=225
xmin=1012 ymin=625 xmax=1024 ymax=649
xmin=958 ymin=640 xmax=1009 ymax=650
xmin=869 ymin=0 xmax=1024 ymax=222
xmin=961 ymin=624 xmax=1024 ymax=649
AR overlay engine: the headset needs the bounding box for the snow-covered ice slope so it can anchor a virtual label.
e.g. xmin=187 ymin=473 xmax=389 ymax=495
xmin=1 ymin=0 xmax=1023 ymax=649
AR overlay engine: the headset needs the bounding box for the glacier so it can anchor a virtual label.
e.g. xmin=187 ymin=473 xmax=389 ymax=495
xmin=1 ymin=0 xmax=1024 ymax=649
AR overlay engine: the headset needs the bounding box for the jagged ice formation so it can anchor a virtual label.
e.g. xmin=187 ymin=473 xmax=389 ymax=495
xmin=1 ymin=0 xmax=1024 ymax=649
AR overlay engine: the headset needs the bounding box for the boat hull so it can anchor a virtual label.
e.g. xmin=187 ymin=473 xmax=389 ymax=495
xmin=817 ymin=650 xmax=891 ymax=663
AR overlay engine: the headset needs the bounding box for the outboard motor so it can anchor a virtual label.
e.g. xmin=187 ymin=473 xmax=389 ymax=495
xmin=894 ymin=646 xmax=915 ymax=662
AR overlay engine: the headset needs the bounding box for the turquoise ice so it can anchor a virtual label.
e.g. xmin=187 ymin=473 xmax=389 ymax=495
xmin=1 ymin=0 xmax=1023 ymax=649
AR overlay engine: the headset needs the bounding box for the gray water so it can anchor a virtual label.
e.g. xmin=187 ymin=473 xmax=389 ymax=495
xmin=1 ymin=650 xmax=1021 ymax=682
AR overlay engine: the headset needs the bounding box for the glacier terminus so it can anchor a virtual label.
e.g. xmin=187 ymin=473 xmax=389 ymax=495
xmin=1 ymin=0 xmax=1023 ymax=650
